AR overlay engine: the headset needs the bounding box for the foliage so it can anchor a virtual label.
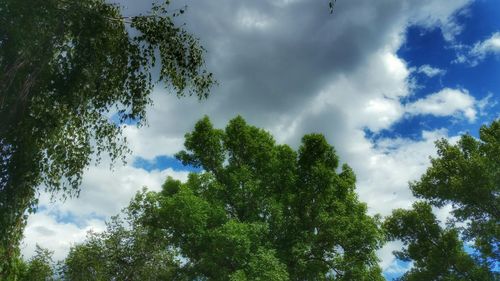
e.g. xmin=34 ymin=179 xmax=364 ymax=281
xmin=384 ymin=120 xmax=500 ymax=280
xmin=384 ymin=202 xmax=497 ymax=281
xmin=0 ymin=0 xmax=213 ymax=276
xmin=62 ymin=189 xmax=181 ymax=281
xmin=410 ymin=120 xmax=500 ymax=261
xmin=139 ymin=116 xmax=385 ymax=280
xmin=15 ymin=246 xmax=55 ymax=281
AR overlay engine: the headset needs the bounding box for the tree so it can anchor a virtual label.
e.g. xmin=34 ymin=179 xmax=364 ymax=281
xmin=384 ymin=120 xmax=500 ymax=280
xmin=15 ymin=245 xmax=56 ymax=281
xmin=62 ymin=189 xmax=181 ymax=281
xmin=410 ymin=120 xmax=499 ymax=262
xmin=137 ymin=116 xmax=384 ymax=280
xmin=384 ymin=202 xmax=496 ymax=281
xmin=0 ymin=0 xmax=214 ymax=276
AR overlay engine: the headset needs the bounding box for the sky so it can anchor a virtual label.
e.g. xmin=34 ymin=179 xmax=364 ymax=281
xmin=22 ymin=0 xmax=500 ymax=279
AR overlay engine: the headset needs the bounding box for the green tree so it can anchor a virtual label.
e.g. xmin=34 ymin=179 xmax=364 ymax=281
xmin=384 ymin=202 xmax=496 ymax=281
xmin=139 ymin=116 xmax=384 ymax=280
xmin=0 ymin=0 xmax=213 ymax=276
xmin=62 ymin=189 xmax=181 ymax=281
xmin=384 ymin=120 xmax=500 ymax=280
xmin=16 ymin=245 xmax=56 ymax=281
xmin=410 ymin=120 xmax=499 ymax=261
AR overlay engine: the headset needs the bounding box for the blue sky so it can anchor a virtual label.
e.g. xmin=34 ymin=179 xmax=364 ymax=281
xmin=133 ymin=155 xmax=201 ymax=173
xmin=22 ymin=0 xmax=498 ymax=278
xmin=383 ymin=1 xmax=500 ymax=278
xmin=388 ymin=0 xmax=500 ymax=140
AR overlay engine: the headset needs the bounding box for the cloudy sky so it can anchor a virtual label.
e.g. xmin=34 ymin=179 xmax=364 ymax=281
xmin=22 ymin=0 xmax=500 ymax=279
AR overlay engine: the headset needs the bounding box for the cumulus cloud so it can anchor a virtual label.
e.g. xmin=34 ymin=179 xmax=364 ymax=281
xmin=22 ymin=155 xmax=189 ymax=260
xmin=46 ymin=158 xmax=189 ymax=219
xmin=22 ymin=211 xmax=106 ymax=261
xmin=405 ymin=88 xmax=477 ymax=122
xmin=356 ymin=129 xmax=456 ymax=215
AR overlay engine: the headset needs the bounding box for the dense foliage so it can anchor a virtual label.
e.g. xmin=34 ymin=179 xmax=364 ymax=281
xmin=410 ymin=120 xmax=500 ymax=261
xmin=14 ymin=246 xmax=55 ymax=281
xmin=384 ymin=120 xmax=500 ymax=280
xmin=14 ymin=118 xmax=499 ymax=280
xmin=62 ymin=191 xmax=181 ymax=281
xmin=136 ymin=116 xmax=383 ymax=280
xmin=57 ymin=116 xmax=384 ymax=280
xmin=0 ymin=0 xmax=213 ymax=276
xmin=384 ymin=202 xmax=496 ymax=280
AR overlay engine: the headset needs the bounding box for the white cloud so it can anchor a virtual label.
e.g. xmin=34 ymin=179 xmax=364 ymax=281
xmin=22 ymin=155 xmax=189 ymax=260
xmin=46 ymin=157 xmax=189 ymax=219
xmin=124 ymin=125 xmax=185 ymax=159
xmin=303 ymin=49 xmax=409 ymax=134
xmin=417 ymin=64 xmax=446 ymax=77
xmin=378 ymin=241 xmax=404 ymax=272
xmin=406 ymin=0 xmax=471 ymax=41
xmin=237 ymin=8 xmax=274 ymax=30
xmin=356 ymin=129 xmax=454 ymax=215
xmin=470 ymin=32 xmax=500 ymax=60
xmin=477 ymin=93 xmax=498 ymax=116
xmin=22 ymin=211 xmax=105 ymax=261
xmin=405 ymin=88 xmax=477 ymax=122
xmin=378 ymin=240 xmax=414 ymax=276
xmin=455 ymin=31 xmax=500 ymax=66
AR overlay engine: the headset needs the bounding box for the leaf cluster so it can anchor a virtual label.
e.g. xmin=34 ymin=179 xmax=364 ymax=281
xmin=0 ymin=0 xmax=214 ymax=276
xmin=384 ymin=120 xmax=500 ymax=280
xmin=150 ymin=116 xmax=384 ymax=280
xmin=409 ymin=121 xmax=500 ymax=261
xmin=62 ymin=190 xmax=181 ymax=281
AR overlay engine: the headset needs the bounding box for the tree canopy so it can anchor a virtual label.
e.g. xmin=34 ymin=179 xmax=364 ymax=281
xmin=89 ymin=116 xmax=383 ymax=280
xmin=14 ymin=118 xmax=500 ymax=280
xmin=14 ymin=246 xmax=55 ymax=281
xmin=384 ymin=202 xmax=496 ymax=281
xmin=384 ymin=120 xmax=500 ymax=280
xmin=0 ymin=0 xmax=213 ymax=276
xmin=410 ymin=120 xmax=499 ymax=261
xmin=62 ymin=190 xmax=181 ymax=281
xmin=57 ymin=116 xmax=384 ymax=280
